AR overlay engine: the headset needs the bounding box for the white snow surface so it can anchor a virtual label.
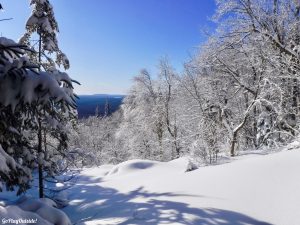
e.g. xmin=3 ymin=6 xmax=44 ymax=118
xmin=59 ymin=149 xmax=300 ymax=225
xmin=1 ymin=149 xmax=299 ymax=225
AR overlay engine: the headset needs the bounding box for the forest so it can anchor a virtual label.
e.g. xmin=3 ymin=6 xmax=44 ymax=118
xmin=72 ymin=0 xmax=300 ymax=164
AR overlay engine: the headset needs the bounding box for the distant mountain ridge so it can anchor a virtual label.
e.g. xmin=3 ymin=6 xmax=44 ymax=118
xmin=76 ymin=94 xmax=125 ymax=118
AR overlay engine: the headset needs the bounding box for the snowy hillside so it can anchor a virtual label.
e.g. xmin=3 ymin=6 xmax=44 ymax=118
xmin=1 ymin=148 xmax=299 ymax=224
xmin=56 ymin=149 xmax=300 ymax=225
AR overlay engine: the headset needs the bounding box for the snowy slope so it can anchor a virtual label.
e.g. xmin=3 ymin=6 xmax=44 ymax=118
xmin=61 ymin=149 xmax=300 ymax=225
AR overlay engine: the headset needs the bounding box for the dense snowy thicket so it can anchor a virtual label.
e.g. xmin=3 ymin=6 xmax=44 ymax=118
xmin=68 ymin=110 xmax=126 ymax=166
xmin=71 ymin=0 xmax=300 ymax=165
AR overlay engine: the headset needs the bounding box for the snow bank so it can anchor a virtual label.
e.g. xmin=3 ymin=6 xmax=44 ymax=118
xmin=0 ymin=196 xmax=71 ymax=225
xmin=0 ymin=205 xmax=52 ymax=225
xmin=62 ymin=149 xmax=300 ymax=225
xmin=2 ymin=149 xmax=299 ymax=225
xmin=106 ymin=159 xmax=159 ymax=176
xmin=81 ymin=164 xmax=114 ymax=177
xmin=164 ymin=157 xmax=191 ymax=172
xmin=106 ymin=158 xmax=191 ymax=177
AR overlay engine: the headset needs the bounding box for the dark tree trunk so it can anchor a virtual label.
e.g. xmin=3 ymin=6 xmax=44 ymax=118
xmin=38 ymin=28 xmax=44 ymax=198
xmin=38 ymin=118 xmax=44 ymax=198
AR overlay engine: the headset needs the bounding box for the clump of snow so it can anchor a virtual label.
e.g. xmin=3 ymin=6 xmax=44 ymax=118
xmin=287 ymin=140 xmax=300 ymax=150
xmin=0 ymin=37 xmax=76 ymax=111
xmin=0 ymin=205 xmax=52 ymax=225
xmin=0 ymin=145 xmax=17 ymax=173
xmin=0 ymin=196 xmax=72 ymax=225
xmin=185 ymin=158 xmax=198 ymax=172
xmin=20 ymin=70 xmax=75 ymax=107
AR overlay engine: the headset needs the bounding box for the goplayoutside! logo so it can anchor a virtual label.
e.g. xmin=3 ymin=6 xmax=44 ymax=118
xmin=1 ymin=218 xmax=38 ymax=224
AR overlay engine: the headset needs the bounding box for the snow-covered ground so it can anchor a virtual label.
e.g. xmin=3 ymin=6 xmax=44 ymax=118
xmin=1 ymin=148 xmax=299 ymax=225
xmin=61 ymin=148 xmax=299 ymax=225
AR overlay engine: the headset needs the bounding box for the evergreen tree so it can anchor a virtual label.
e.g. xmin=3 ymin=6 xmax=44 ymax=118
xmin=0 ymin=35 xmax=77 ymax=195
xmin=19 ymin=0 xmax=79 ymax=198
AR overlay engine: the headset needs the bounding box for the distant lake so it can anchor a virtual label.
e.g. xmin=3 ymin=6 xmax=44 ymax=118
xmin=77 ymin=94 xmax=125 ymax=118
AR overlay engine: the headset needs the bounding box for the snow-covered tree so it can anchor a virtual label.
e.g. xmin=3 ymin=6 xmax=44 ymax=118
xmin=0 ymin=36 xmax=77 ymax=195
xmin=18 ymin=0 xmax=79 ymax=198
xmin=68 ymin=110 xmax=126 ymax=166
xmin=176 ymin=0 xmax=300 ymax=157
xmin=20 ymin=0 xmax=69 ymax=70
xmin=114 ymin=60 xmax=186 ymax=161
xmin=67 ymin=0 xmax=300 ymax=165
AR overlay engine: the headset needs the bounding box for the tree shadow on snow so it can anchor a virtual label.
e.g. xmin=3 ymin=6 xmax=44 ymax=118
xmin=63 ymin=177 xmax=272 ymax=225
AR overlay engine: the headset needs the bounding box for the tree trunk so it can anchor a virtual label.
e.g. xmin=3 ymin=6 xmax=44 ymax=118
xmin=38 ymin=118 xmax=44 ymax=198
xmin=38 ymin=28 xmax=44 ymax=198
xmin=253 ymin=106 xmax=258 ymax=148
xmin=292 ymin=78 xmax=298 ymax=136
xmin=230 ymin=107 xmax=252 ymax=156
xmin=230 ymin=132 xmax=238 ymax=157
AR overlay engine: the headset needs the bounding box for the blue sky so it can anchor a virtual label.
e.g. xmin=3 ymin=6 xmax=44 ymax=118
xmin=0 ymin=0 xmax=216 ymax=94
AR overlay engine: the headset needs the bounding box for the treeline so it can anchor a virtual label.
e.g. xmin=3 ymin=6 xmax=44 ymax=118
xmin=71 ymin=0 xmax=300 ymax=165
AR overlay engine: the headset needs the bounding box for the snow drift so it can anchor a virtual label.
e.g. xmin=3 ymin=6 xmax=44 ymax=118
xmin=1 ymin=149 xmax=299 ymax=225
xmin=0 ymin=196 xmax=71 ymax=225
xmin=60 ymin=149 xmax=300 ymax=225
xmin=106 ymin=159 xmax=159 ymax=176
